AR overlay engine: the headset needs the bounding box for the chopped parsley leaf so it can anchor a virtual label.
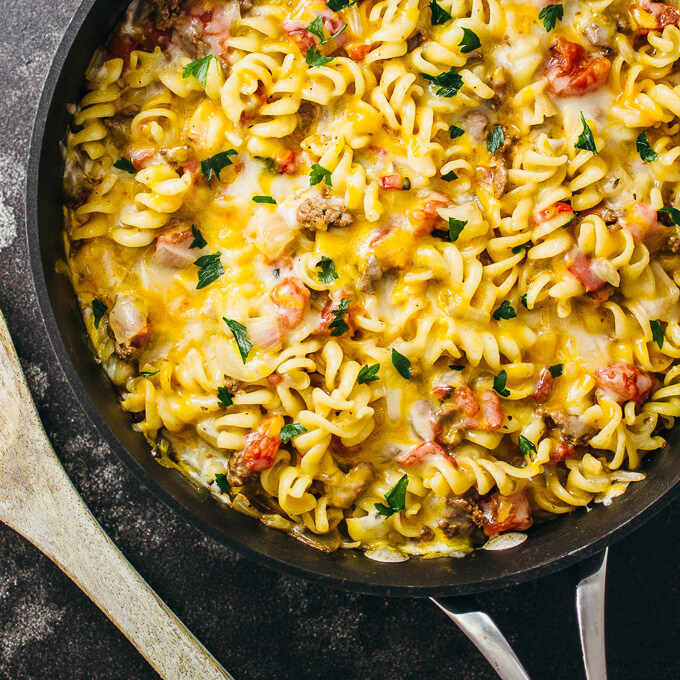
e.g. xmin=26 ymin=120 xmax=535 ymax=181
xmin=329 ymin=298 xmax=351 ymax=337
xmin=441 ymin=170 xmax=458 ymax=182
xmin=327 ymin=0 xmax=353 ymax=10
xmin=492 ymin=300 xmax=517 ymax=320
xmin=306 ymin=15 xmax=325 ymax=40
xmin=548 ymin=364 xmax=563 ymax=378
xmin=487 ymin=125 xmax=504 ymax=154
xmin=449 ymin=217 xmax=467 ymax=242
xmin=449 ymin=364 xmax=465 ymax=370
xmin=317 ymin=255 xmax=339 ymax=283
xmin=575 ymin=113 xmax=597 ymax=154
xmin=305 ymin=45 xmax=334 ymax=66
xmin=182 ymin=54 xmax=217 ymax=87
xmin=140 ymin=370 xmax=160 ymax=377
xmin=520 ymin=293 xmax=529 ymax=310
xmin=358 ymin=363 xmax=380 ymax=384
xmin=518 ymin=435 xmax=537 ymax=457
xmin=636 ymin=132 xmax=658 ymax=162
xmin=449 ymin=125 xmax=465 ymax=139
xmin=92 ymin=299 xmax=107 ymax=328
xmin=201 ymin=149 xmax=237 ymax=179
xmin=422 ymin=67 xmax=463 ymax=97
xmin=650 ymin=319 xmax=664 ymax=348
xmin=310 ymin=163 xmax=333 ymax=186
xmin=321 ymin=23 xmax=348 ymax=45
xmin=214 ymin=473 xmax=230 ymax=492
xmin=512 ymin=243 xmax=531 ymax=254
xmin=194 ymin=252 xmax=224 ymax=289
xmin=190 ymin=225 xmax=207 ymax=249
xmin=113 ymin=158 xmax=136 ymax=173
xmin=429 ymin=0 xmax=452 ymax=25
xmin=538 ymin=3 xmax=563 ymax=32
xmin=252 ymin=195 xmax=277 ymax=204
xmin=392 ymin=348 xmax=412 ymax=379
xmin=659 ymin=206 xmax=680 ymax=225
xmin=223 ymin=318 xmax=253 ymax=363
xmin=459 ymin=27 xmax=481 ymax=53
xmin=493 ymin=369 xmax=510 ymax=397
xmin=280 ymin=423 xmax=307 ymax=444
xmin=217 ymin=386 xmax=233 ymax=408
xmin=374 ymin=474 xmax=409 ymax=517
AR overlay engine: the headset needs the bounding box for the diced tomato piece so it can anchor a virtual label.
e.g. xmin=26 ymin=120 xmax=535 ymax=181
xmin=107 ymin=32 xmax=138 ymax=62
xmin=631 ymin=0 xmax=680 ymax=34
xmin=480 ymin=390 xmax=504 ymax=430
xmin=398 ymin=440 xmax=453 ymax=466
xmin=409 ymin=192 xmax=452 ymax=237
xmin=594 ymin=361 xmax=655 ymax=405
xmin=544 ymin=38 xmax=611 ymax=97
xmin=274 ymin=148 xmax=296 ymax=174
xmin=242 ymin=415 xmax=284 ymax=472
xmin=129 ymin=147 xmax=156 ymax=171
xmin=380 ymin=175 xmax=411 ymax=190
xmin=181 ymin=158 xmax=202 ymax=181
xmin=533 ymin=367 xmax=554 ymax=404
xmin=548 ymin=441 xmax=578 ymax=465
xmin=282 ymin=19 xmax=316 ymax=51
xmin=567 ymin=249 xmax=606 ymax=292
xmin=346 ymin=43 xmax=371 ymax=60
xmin=534 ymin=201 xmax=573 ymax=225
xmin=270 ymin=277 xmax=310 ymax=331
xmin=453 ymin=385 xmax=480 ymax=418
xmin=143 ymin=20 xmax=173 ymax=46
xmin=478 ymin=491 xmax=533 ymax=536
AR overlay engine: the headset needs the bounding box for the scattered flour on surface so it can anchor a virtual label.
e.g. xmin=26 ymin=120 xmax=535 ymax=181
xmin=22 ymin=362 xmax=49 ymax=400
xmin=0 ymin=153 xmax=25 ymax=252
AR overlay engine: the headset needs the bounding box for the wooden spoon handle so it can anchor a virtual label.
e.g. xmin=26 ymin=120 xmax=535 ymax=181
xmin=0 ymin=312 xmax=233 ymax=680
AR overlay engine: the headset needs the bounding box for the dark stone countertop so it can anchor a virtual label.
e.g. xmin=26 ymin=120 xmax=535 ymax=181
xmin=0 ymin=2 xmax=679 ymax=678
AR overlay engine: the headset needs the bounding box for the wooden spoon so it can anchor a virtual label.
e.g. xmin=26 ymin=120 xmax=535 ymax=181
xmin=0 ymin=309 xmax=234 ymax=680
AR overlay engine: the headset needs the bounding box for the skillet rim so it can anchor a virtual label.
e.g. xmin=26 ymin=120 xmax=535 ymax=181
xmin=25 ymin=0 xmax=680 ymax=597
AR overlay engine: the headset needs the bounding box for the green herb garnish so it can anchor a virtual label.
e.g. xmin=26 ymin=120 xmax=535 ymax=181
xmin=492 ymin=300 xmax=517 ymax=320
xmin=201 ymin=149 xmax=238 ymax=179
xmin=140 ymin=370 xmax=159 ymax=377
xmin=429 ymin=0 xmax=452 ymax=25
xmin=448 ymin=217 xmax=467 ymax=242
xmin=538 ymin=3 xmax=563 ymax=32
xmin=358 ymin=363 xmax=380 ymax=384
xmin=217 ymin=386 xmax=233 ymax=408
xmin=215 ymin=473 xmax=230 ymax=492
xmin=422 ymin=67 xmax=463 ymax=97
xmin=518 ymin=435 xmax=537 ymax=457
xmin=441 ymin=170 xmax=458 ymax=182
xmin=392 ymin=348 xmax=412 ymax=379
xmin=92 ymin=299 xmax=107 ymax=328
xmin=459 ymin=27 xmax=481 ymax=53
xmin=575 ymin=113 xmax=597 ymax=154
xmin=329 ymin=298 xmax=351 ymax=337
xmin=305 ymin=45 xmax=334 ymax=66
xmin=310 ymin=162 xmax=333 ymax=186
xmin=223 ymin=318 xmax=253 ymax=363
xmin=548 ymin=364 xmax=563 ymax=378
xmin=280 ymin=423 xmax=308 ymax=444
xmin=113 ymin=158 xmax=136 ymax=174
xmin=194 ymin=252 xmax=224 ymax=289
xmin=487 ymin=125 xmax=504 ymax=154
xmin=636 ymin=132 xmax=658 ymax=162
xmin=659 ymin=206 xmax=680 ymax=225
xmin=449 ymin=364 xmax=464 ymax=370
xmin=493 ymin=369 xmax=510 ymax=397
xmin=449 ymin=125 xmax=465 ymax=139
xmin=190 ymin=225 xmax=207 ymax=249
xmin=252 ymin=195 xmax=277 ymax=204
xmin=317 ymin=256 xmax=339 ymax=283
xmin=650 ymin=319 xmax=664 ymax=348
xmin=374 ymin=474 xmax=409 ymax=517
xmin=182 ymin=54 xmax=217 ymax=87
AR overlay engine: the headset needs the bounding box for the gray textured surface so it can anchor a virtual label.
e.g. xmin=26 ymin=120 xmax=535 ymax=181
xmin=0 ymin=1 xmax=679 ymax=679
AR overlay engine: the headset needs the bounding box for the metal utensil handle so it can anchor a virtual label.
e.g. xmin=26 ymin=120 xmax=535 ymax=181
xmin=576 ymin=548 xmax=609 ymax=680
xmin=430 ymin=597 xmax=532 ymax=680
xmin=0 ymin=310 xmax=233 ymax=680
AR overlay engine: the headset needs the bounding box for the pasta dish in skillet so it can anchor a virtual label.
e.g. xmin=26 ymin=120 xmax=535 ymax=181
xmin=62 ymin=0 xmax=680 ymax=558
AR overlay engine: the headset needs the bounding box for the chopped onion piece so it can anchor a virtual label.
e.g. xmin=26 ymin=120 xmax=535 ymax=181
xmin=365 ymin=546 xmax=408 ymax=563
xmin=481 ymin=532 xmax=528 ymax=551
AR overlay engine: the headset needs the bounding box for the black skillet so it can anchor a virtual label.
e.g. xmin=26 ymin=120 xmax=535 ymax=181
xmin=26 ymin=1 xmax=680 ymax=676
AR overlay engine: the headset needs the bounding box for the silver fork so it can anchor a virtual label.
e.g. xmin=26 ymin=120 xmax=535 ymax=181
xmin=432 ymin=549 xmax=609 ymax=680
